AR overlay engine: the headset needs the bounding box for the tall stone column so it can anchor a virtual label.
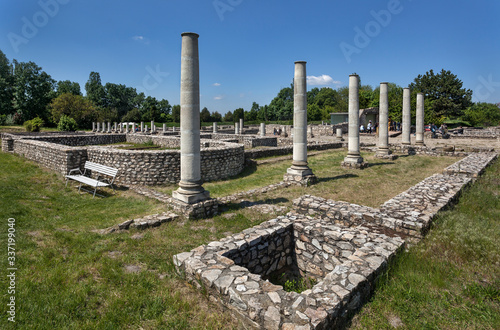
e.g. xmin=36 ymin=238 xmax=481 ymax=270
xmin=163 ymin=123 xmax=166 ymax=132
xmin=107 ymin=122 xmax=111 ymax=133
xmin=172 ymin=32 xmax=209 ymax=204
xmin=402 ymin=88 xmax=411 ymax=145
xmin=141 ymin=122 xmax=144 ymax=132
xmin=234 ymin=122 xmax=239 ymax=135
xmin=284 ymin=61 xmax=315 ymax=185
xmin=102 ymin=122 xmax=105 ymax=133
xmin=260 ymin=123 xmax=265 ymax=137
xmin=92 ymin=122 xmax=95 ymax=132
xmin=151 ymin=121 xmax=155 ymax=133
xmin=239 ymin=118 xmax=244 ymax=134
xmin=119 ymin=123 xmax=123 ymax=133
xmin=114 ymin=122 xmax=117 ymax=132
xmin=375 ymin=82 xmax=391 ymax=157
xmin=415 ymin=92 xmax=425 ymax=145
xmin=213 ymin=122 xmax=218 ymax=133
xmin=342 ymin=74 xmax=366 ymax=168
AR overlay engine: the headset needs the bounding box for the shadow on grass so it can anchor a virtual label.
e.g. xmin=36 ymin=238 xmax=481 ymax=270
xmin=366 ymin=161 xmax=395 ymax=168
xmin=318 ymin=173 xmax=358 ymax=183
xmin=222 ymin=197 xmax=289 ymax=212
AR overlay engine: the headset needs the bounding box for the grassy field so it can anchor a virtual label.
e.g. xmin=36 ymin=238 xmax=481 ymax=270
xmin=0 ymin=148 xmax=498 ymax=329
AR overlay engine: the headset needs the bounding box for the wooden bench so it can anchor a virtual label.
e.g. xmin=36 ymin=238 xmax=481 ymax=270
xmin=65 ymin=161 xmax=118 ymax=198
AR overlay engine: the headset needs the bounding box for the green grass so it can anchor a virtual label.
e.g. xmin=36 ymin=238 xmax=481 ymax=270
xmin=0 ymin=148 xmax=497 ymax=329
xmin=351 ymin=159 xmax=500 ymax=329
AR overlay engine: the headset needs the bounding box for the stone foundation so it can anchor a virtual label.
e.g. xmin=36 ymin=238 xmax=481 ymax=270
xmin=170 ymin=197 xmax=219 ymax=220
xmin=283 ymin=173 xmax=318 ymax=186
xmin=174 ymin=151 xmax=498 ymax=328
xmin=340 ymin=161 xmax=368 ymax=169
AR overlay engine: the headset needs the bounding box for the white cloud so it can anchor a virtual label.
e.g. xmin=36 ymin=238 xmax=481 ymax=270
xmin=132 ymin=35 xmax=150 ymax=45
xmin=214 ymin=95 xmax=224 ymax=100
xmin=213 ymin=82 xmax=221 ymax=86
xmin=307 ymin=75 xmax=341 ymax=86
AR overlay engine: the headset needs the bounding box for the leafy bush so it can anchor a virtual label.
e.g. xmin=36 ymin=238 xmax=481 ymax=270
xmin=57 ymin=115 xmax=78 ymax=131
xmin=0 ymin=114 xmax=6 ymax=126
xmin=23 ymin=117 xmax=44 ymax=132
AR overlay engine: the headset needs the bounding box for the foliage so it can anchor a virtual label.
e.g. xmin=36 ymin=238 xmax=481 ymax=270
xmin=409 ymin=69 xmax=473 ymax=119
xmin=0 ymin=114 xmax=6 ymax=125
xmin=23 ymin=117 xmax=44 ymax=132
xmin=0 ymin=50 xmax=14 ymax=116
xmin=267 ymin=85 xmax=294 ymax=121
xmin=84 ymin=71 xmax=106 ymax=108
xmin=50 ymin=93 xmax=97 ymax=129
xmin=463 ymin=102 xmax=500 ymax=127
xmin=200 ymin=107 xmax=211 ymax=122
xmin=223 ymin=110 xmax=233 ymax=122
xmin=171 ymin=105 xmax=180 ymax=123
xmin=12 ymin=60 xmax=55 ymax=122
xmin=233 ymin=108 xmax=244 ymax=121
xmin=56 ymin=80 xmax=81 ymax=96
xmin=371 ymin=83 xmax=404 ymax=122
xmin=57 ymin=115 xmax=78 ymax=131
xmin=121 ymin=108 xmax=142 ymax=122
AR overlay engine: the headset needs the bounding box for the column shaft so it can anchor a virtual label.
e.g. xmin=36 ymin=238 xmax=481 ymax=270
xmin=402 ymin=88 xmax=411 ymax=145
xmin=416 ymin=93 xmax=425 ymax=145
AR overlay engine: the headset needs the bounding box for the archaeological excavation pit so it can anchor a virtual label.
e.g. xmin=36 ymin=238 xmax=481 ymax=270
xmin=174 ymin=215 xmax=405 ymax=329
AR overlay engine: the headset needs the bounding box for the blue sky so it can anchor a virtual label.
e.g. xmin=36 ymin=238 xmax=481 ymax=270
xmin=1 ymin=0 xmax=499 ymax=113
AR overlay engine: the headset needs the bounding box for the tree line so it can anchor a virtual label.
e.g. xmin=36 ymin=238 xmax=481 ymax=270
xmin=1 ymin=48 xmax=498 ymax=130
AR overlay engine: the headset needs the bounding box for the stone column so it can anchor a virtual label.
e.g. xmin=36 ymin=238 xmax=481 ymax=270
xmin=415 ymin=92 xmax=425 ymax=145
xmin=119 ymin=123 xmax=123 ymax=133
xmin=132 ymin=122 xmax=136 ymax=133
xmin=309 ymin=126 xmax=313 ymax=138
xmin=92 ymin=122 xmax=95 ymax=132
xmin=151 ymin=121 xmax=155 ymax=133
xmin=342 ymin=74 xmax=365 ymax=167
xmin=285 ymin=61 xmax=315 ymax=184
xmin=234 ymin=122 xmax=239 ymax=135
xmin=172 ymin=32 xmax=209 ymax=204
xmin=163 ymin=123 xmax=166 ymax=132
xmin=96 ymin=122 xmax=100 ymax=132
xmin=141 ymin=122 xmax=144 ymax=132
xmin=260 ymin=123 xmax=265 ymax=137
xmin=239 ymin=118 xmax=244 ymax=134
xmin=375 ymin=82 xmax=391 ymax=157
xmin=102 ymin=122 xmax=105 ymax=133
xmin=107 ymin=122 xmax=111 ymax=133
xmin=213 ymin=122 xmax=218 ymax=133
xmin=402 ymin=88 xmax=411 ymax=145
xmin=172 ymin=126 xmax=176 ymax=132
xmin=114 ymin=122 xmax=117 ymax=132
xmin=336 ymin=127 xmax=343 ymax=141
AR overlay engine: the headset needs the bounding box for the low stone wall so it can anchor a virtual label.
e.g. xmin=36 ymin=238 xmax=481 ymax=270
xmin=174 ymin=215 xmax=404 ymax=329
xmin=12 ymin=139 xmax=87 ymax=175
xmin=244 ymin=142 xmax=343 ymax=160
xmin=211 ymin=133 xmax=278 ymax=148
xmin=6 ymin=132 xmax=245 ymax=186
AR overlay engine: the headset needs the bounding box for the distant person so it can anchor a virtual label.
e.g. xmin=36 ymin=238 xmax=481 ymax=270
xmin=359 ymin=124 xmax=365 ymax=133
xmin=367 ymin=120 xmax=373 ymax=133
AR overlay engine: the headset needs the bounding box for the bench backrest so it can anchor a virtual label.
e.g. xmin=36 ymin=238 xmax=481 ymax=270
xmin=84 ymin=161 xmax=119 ymax=177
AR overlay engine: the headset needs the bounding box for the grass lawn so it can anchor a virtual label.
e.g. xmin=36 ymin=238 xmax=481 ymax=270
xmin=0 ymin=148 xmax=497 ymax=329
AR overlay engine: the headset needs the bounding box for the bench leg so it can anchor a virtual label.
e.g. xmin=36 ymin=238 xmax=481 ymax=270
xmin=65 ymin=178 xmax=69 ymax=188
xmin=78 ymin=183 xmax=83 ymax=193
xmin=93 ymin=185 xmax=98 ymax=198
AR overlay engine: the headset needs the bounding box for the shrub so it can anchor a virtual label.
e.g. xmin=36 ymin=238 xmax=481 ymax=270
xmin=0 ymin=114 xmax=6 ymax=126
xmin=57 ymin=115 xmax=78 ymax=131
xmin=23 ymin=117 xmax=44 ymax=132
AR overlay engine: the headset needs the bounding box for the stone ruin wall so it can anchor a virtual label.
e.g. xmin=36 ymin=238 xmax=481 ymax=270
xmin=4 ymin=133 xmax=244 ymax=186
xmin=174 ymin=152 xmax=498 ymax=329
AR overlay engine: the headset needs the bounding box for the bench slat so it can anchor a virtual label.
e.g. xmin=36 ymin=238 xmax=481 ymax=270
xmin=85 ymin=162 xmax=118 ymax=176
xmin=65 ymin=175 xmax=110 ymax=187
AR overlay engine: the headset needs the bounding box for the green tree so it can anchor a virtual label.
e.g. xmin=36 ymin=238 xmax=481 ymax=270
xmin=200 ymin=107 xmax=211 ymax=122
xmin=463 ymin=102 xmax=500 ymax=127
xmin=171 ymin=105 xmax=180 ymax=123
xmin=49 ymin=93 xmax=97 ymax=128
xmin=84 ymin=72 xmax=105 ymax=108
xmin=314 ymin=87 xmax=338 ymax=108
xmin=0 ymin=50 xmax=14 ymax=116
xmin=409 ymin=69 xmax=472 ymax=119
xmin=56 ymin=80 xmax=81 ymax=96
xmin=307 ymin=103 xmax=321 ymax=121
xmin=223 ymin=110 xmax=233 ymax=122
xmin=233 ymin=108 xmax=244 ymax=121
xmin=268 ymin=85 xmax=294 ymax=120
xmin=211 ymin=111 xmax=222 ymax=122
xmin=121 ymin=108 xmax=142 ymax=122
xmin=334 ymin=86 xmax=349 ymax=113
xmin=103 ymin=83 xmax=137 ymax=118
xmin=245 ymin=102 xmax=259 ymax=121
xmin=12 ymin=60 xmax=55 ymax=122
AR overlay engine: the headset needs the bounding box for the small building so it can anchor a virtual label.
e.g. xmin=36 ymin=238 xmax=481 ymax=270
xmin=330 ymin=112 xmax=349 ymax=125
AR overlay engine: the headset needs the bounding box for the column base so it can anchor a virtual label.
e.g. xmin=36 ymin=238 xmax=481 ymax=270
xmin=170 ymin=197 xmax=218 ymax=220
xmin=284 ymin=167 xmax=317 ymax=186
xmin=172 ymin=188 xmax=210 ymax=204
xmin=341 ymin=154 xmax=367 ymax=169
xmin=415 ymin=141 xmax=425 ymax=146
xmin=375 ymin=148 xmax=397 ymax=160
